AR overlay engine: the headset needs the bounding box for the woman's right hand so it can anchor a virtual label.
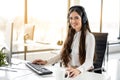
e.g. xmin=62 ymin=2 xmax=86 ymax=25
xmin=32 ymin=59 xmax=47 ymax=65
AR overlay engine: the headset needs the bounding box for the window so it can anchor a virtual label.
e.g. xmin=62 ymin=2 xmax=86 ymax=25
xmin=80 ymin=0 xmax=101 ymax=32
xmin=0 ymin=0 xmax=68 ymax=52
xmin=80 ymin=0 xmax=120 ymax=41
xmin=102 ymin=0 xmax=119 ymax=41
xmin=0 ymin=0 xmax=119 ymax=53
xmin=27 ymin=0 xmax=68 ymax=44
xmin=0 ymin=0 xmax=24 ymax=21
xmin=0 ymin=0 xmax=24 ymax=50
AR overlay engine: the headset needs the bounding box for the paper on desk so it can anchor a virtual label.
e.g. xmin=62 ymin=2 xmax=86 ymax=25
xmin=0 ymin=67 xmax=32 ymax=80
xmin=0 ymin=63 xmax=32 ymax=80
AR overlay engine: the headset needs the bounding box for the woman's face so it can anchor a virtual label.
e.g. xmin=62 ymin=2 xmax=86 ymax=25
xmin=69 ymin=11 xmax=82 ymax=32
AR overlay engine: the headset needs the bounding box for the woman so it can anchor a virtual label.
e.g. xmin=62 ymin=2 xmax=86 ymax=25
xmin=32 ymin=5 xmax=95 ymax=77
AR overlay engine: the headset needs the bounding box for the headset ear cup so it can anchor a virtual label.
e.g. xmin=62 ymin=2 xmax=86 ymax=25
xmin=82 ymin=12 xmax=88 ymax=24
xmin=81 ymin=7 xmax=88 ymax=25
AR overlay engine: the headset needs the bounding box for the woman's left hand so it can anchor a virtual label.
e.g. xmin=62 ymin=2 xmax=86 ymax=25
xmin=66 ymin=67 xmax=81 ymax=78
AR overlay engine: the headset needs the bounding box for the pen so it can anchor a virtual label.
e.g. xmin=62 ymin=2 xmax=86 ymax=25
xmin=0 ymin=68 xmax=17 ymax=72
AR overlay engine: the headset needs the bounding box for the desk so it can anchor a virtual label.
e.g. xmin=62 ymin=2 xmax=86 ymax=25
xmin=107 ymin=59 xmax=120 ymax=80
xmin=108 ymin=40 xmax=120 ymax=45
xmin=0 ymin=58 xmax=110 ymax=80
xmin=106 ymin=40 xmax=120 ymax=62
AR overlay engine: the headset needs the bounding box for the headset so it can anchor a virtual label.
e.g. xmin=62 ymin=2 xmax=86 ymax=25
xmin=69 ymin=5 xmax=88 ymax=25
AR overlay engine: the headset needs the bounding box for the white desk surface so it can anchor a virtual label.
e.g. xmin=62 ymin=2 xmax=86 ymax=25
xmin=107 ymin=59 xmax=120 ymax=80
xmin=0 ymin=58 xmax=110 ymax=80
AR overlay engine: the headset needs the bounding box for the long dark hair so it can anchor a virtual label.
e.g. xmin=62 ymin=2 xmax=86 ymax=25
xmin=61 ymin=5 xmax=91 ymax=67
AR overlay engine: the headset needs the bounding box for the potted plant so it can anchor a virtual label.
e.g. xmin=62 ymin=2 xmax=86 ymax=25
xmin=0 ymin=47 xmax=6 ymax=66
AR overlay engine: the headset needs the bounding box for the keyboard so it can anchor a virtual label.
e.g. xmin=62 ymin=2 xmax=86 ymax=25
xmin=25 ymin=62 xmax=53 ymax=75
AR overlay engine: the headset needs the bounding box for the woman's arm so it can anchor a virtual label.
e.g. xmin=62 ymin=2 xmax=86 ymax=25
xmin=32 ymin=52 xmax=61 ymax=65
xmin=46 ymin=53 xmax=61 ymax=65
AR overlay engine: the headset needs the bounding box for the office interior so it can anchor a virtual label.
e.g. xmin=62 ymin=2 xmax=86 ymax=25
xmin=0 ymin=0 xmax=120 ymax=80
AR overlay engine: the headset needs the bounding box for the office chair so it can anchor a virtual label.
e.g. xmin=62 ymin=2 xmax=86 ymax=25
xmin=92 ymin=32 xmax=108 ymax=74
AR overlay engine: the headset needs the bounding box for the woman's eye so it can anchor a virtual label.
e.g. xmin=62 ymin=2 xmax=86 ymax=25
xmin=69 ymin=17 xmax=73 ymax=20
xmin=74 ymin=16 xmax=79 ymax=19
xmin=69 ymin=16 xmax=79 ymax=20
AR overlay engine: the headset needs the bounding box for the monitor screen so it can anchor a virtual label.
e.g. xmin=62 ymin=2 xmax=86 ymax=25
xmin=4 ymin=22 xmax=13 ymax=65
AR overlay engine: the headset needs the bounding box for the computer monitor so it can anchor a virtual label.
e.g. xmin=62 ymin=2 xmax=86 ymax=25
xmin=4 ymin=22 xmax=13 ymax=65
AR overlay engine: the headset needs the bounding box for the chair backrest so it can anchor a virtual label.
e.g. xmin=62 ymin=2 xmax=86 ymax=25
xmin=92 ymin=32 xmax=108 ymax=73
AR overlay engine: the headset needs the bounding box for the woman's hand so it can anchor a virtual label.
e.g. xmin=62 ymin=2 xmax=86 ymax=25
xmin=32 ymin=59 xmax=47 ymax=65
xmin=66 ymin=67 xmax=81 ymax=78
